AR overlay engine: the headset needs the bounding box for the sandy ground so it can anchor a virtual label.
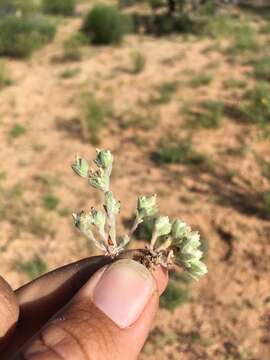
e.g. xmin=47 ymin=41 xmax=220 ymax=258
xmin=0 ymin=4 xmax=270 ymax=359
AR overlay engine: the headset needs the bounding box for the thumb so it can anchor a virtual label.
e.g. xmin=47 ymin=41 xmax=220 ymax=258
xmin=20 ymin=259 xmax=168 ymax=360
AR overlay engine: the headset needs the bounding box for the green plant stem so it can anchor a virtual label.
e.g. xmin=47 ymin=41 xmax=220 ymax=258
xmin=86 ymin=228 xmax=107 ymax=252
xmin=129 ymin=216 xmax=142 ymax=236
xmin=150 ymin=230 xmax=158 ymax=250
xmin=156 ymin=237 xmax=172 ymax=252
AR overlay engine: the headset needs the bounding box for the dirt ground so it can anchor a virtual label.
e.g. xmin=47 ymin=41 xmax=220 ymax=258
xmin=0 ymin=3 xmax=270 ymax=359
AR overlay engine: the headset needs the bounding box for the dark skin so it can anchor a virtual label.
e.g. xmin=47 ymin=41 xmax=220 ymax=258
xmin=0 ymin=255 xmax=168 ymax=359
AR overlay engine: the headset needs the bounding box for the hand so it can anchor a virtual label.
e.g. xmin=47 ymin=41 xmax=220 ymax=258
xmin=0 ymin=255 xmax=168 ymax=359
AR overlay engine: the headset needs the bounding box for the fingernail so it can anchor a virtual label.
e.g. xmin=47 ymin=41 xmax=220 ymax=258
xmin=91 ymin=259 xmax=156 ymax=328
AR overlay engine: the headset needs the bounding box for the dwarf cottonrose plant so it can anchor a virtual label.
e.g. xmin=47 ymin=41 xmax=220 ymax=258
xmin=72 ymin=149 xmax=207 ymax=280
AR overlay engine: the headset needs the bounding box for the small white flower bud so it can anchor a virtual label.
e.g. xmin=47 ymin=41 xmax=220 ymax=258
xmin=95 ymin=149 xmax=113 ymax=174
xmin=137 ymin=194 xmax=157 ymax=219
xmin=171 ymin=219 xmax=190 ymax=240
xmin=90 ymin=208 xmax=106 ymax=233
xmin=73 ymin=211 xmax=92 ymax=234
xmin=105 ymin=191 xmax=120 ymax=215
xmin=72 ymin=156 xmax=89 ymax=178
xmin=89 ymin=168 xmax=109 ymax=192
xmin=154 ymin=216 xmax=172 ymax=237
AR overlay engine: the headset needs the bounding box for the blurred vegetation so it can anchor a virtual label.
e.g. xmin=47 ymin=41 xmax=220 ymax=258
xmin=151 ymin=81 xmax=178 ymax=104
xmin=130 ymin=50 xmax=146 ymax=74
xmin=189 ymin=73 xmax=212 ymax=88
xmin=42 ymin=193 xmax=60 ymax=211
xmin=62 ymin=32 xmax=87 ymax=61
xmin=9 ymin=123 xmax=27 ymax=138
xmin=0 ymin=60 xmax=12 ymax=89
xmin=60 ymin=67 xmax=81 ymax=79
xmin=0 ymin=15 xmax=56 ymax=58
xmin=253 ymin=56 xmax=270 ymax=81
xmin=79 ymin=93 xmax=108 ymax=145
xmin=240 ymin=82 xmax=270 ymax=124
xmin=262 ymin=191 xmax=270 ymax=219
xmin=42 ymin=0 xmax=76 ymax=16
xmin=184 ymin=101 xmax=224 ymax=129
xmin=15 ymin=255 xmax=47 ymax=280
xmin=223 ymin=78 xmax=247 ymax=90
xmin=160 ymin=279 xmax=190 ymax=310
xmin=0 ymin=0 xmax=38 ymax=16
xmin=152 ymin=138 xmax=205 ymax=165
xmin=82 ymin=4 xmax=132 ymax=45
xmin=226 ymin=25 xmax=258 ymax=55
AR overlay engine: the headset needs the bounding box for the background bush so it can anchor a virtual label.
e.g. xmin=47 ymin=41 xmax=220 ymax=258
xmin=152 ymin=138 xmax=205 ymax=165
xmin=241 ymin=83 xmax=270 ymax=124
xmin=42 ymin=0 xmax=76 ymax=16
xmin=62 ymin=32 xmax=87 ymax=61
xmin=0 ymin=0 xmax=37 ymax=16
xmin=130 ymin=50 xmax=145 ymax=74
xmin=82 ymin=4 xmax=132 ymax=45
xmin=160 ymin=280 xmax=190 ymax=311
xmin=0 ymin=60 xmax=12 ymax=89
xmin=80 ymin=93 xmax=107 ymax=145
xmin=0 ymin=16 xmax=56 ymax=58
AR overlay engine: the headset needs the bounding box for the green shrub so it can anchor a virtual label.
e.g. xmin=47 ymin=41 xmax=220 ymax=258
xmin=253 ymin=57 xmax=270 ymax=81
xmin=0 ymin=16 xmax=56 ymax=58
xmin=241 ymin=83 xmax=270 ymax=124
xmin=189 ymin=73 xmax=212 ymax=88
xmin=262 ymin=191 xmax=270 ymax=219
xmin=80 ymin=93 xmax=106 ymax=145
xmin=227 ymin=25 xmax=258 ymax=54
xmin=199 ymin=0 xmax=216 ymax=16
xmin=0 ymin=0 xmax=38 ymax=16
xmin=131 ymin=12 xmax=205 ymax=36
xmin=152 ymin=138 xmax=205 ymax=165
xmin=82 ymin=4 xmax=132 ymax=45
xmin=60 ymin=67 xmax=80 ymax=79
xmin=62 ymin=32 xmax=87 ymax=61
xmin=118 ymin=112 xmax=155 ymax=130
xmin=15 ymin=255 xmax=47 ymax=280
xmin=185 ymin=101 xmax=224 ymax=129
xmin=152 ymin=81 xmax=178 ymax=104
xmin=255 ymin=154 xmax=270 ymax=181
xmin=160 ymin=280 xmax=189 ymax=310
xmin=174 ymin=14 xmax=206 ymax=35
xmin=42 ymin=0 xmax=76 ymax=16
xmin=10 ymin=123 xmax=26 ymax=138
xmin=223 ymin=78 xmax=247 ymax=90
xmin=30 ymin=214 xmax=52 ymax=237
xmin=203 ymin=16 xmax=239 ymax=38
xmin=119 ymin=0 xmax=144 ymax=7
xmin=260 ymin=22 xmax=270 ymax=34
xmin=0 ymin=61 xmax=12 ymax=89
xmin=43 ymin=193 xmax=60 ymax=211
xmin=149 ymin=0 xmax=164 ymax=10
xmin=130 ymin=50 xmax=145 ymax=74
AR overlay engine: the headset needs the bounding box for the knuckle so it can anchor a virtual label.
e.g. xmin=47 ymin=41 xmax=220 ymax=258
xmin=54 ymin=299 xmax=120 ymax=359
xmin=23 ymin=324 xmax=86 ymax=360
xmin=24 ymin=300 xmax=120 ymax=360
xmin=23 ymin=299 xmax=121 ymax=360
